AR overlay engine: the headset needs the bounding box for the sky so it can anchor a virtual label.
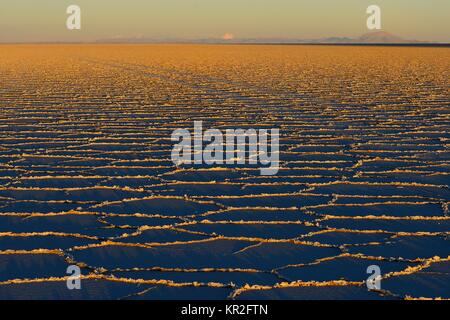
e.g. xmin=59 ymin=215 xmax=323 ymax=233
xmin=0 ymin=0 xmax=449 ymax=42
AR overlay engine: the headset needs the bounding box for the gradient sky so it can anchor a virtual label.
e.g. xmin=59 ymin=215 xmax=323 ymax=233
xmin=0 ymin=0 xmax=449 ymax=42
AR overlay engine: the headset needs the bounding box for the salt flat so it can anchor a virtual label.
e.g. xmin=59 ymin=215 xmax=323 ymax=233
xmin=0 ymin=45 xmax=448 ymax=300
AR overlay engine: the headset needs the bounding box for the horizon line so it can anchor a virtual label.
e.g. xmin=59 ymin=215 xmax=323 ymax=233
xmin=1 ymin=42 xmax=449 ymax=47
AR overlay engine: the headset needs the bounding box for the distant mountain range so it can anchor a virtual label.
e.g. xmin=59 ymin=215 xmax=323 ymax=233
xmin=318 ymin=31 xmax=421 ymax=44
xmin=96 ymin=31 xmax=432 ymax=44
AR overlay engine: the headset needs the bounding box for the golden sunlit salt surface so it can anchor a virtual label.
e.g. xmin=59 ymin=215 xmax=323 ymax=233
xmin=0 ymin=44 xmax=449 ymax=300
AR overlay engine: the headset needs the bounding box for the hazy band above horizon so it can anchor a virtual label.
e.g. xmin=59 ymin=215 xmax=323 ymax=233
xmin=0 ymin=0 xmax=449 ymax=43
